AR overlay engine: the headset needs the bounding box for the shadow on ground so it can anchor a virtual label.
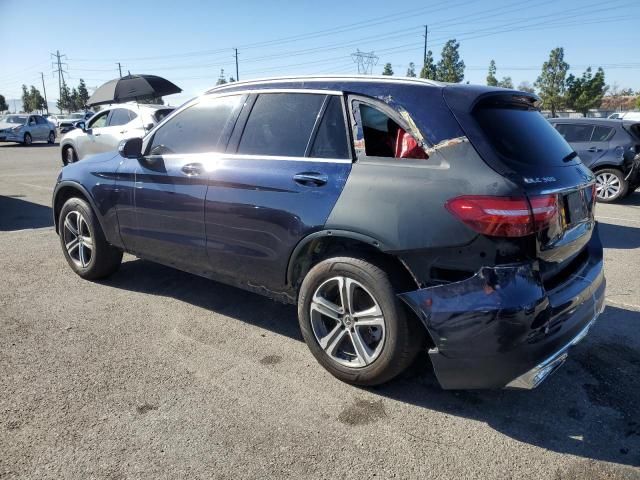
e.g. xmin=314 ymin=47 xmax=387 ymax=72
xmin=617 ymin=190 xmax=640 ymax=206
xmin=0 ymin=195 xmax=53 ymax=231
xmin=0 ymin=142 xmax=58 ymax=148
xmin=103 ymin=259 xmax=640 ymax=467
xmin=599 ymin=222 xmax=640 ymax=249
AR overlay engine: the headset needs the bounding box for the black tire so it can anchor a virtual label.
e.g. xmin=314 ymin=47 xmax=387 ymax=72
xmin=59 ymin=197 xmax=122 ymax=280
xmin=298 ymin=256 xmax=423 ymax=386
xmin=48 ymin=131 xmax=56 ymax=144
xmin=23 ymin=133 xmax=32 ymax=146
xmin=594 ymin=168 xmax=628 ymax=203
xmin=62 ymin=145 xmax=77 ymax=166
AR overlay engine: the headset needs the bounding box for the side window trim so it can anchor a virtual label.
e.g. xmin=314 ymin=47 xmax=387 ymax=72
xmin=304 ymin=95 xmax=330 ymax=157
xmin=347 ymin=94 xmax=426 ymax=161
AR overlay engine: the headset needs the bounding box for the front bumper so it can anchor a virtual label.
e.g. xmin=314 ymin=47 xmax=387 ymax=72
xmin=0 ymin=132 xmax=23 ymax=142
xmin=399 ymin=230 xmax=605 ymax=390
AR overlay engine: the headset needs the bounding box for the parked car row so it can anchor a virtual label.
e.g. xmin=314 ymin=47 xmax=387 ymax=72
xmin=59 ymin=103 xmax=174 ymax=164
xmin=549 ymin=117 xmax=640 ymax=202
xmin=52 ymin=76 xmax=605 ymax=390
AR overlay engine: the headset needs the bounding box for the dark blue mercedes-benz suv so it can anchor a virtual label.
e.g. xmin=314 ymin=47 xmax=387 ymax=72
xmin=53 ymin=76 xmax=605 ymax=389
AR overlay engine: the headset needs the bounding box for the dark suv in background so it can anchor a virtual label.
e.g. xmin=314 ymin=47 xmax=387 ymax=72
xmin=52 ymin=77 xmax=605 ymax=390
xmin=549 ymin=117 xmax=640 ymax=202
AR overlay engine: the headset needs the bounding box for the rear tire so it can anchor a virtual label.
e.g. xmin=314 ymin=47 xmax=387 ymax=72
xmin=59 ymin=197 xmax=122 ymax=280
xmin=298 ymin=256 xmax=423 ymax=386
xmin=595 ymin=168 xmax=627 ymax=203
xmin=23 ymin=133 xmax=32 ymax=146
xmin=62 ymin=145 xmax=77 ymax=166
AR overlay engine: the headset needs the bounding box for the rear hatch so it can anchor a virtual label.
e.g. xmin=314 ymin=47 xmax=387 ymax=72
xmin=443 ymin=88 xmax=597 ymax=283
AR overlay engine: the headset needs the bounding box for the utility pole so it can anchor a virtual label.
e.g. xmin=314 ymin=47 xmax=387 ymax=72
xmin=234 ymin=48 xmax=239 ymax=81
xmin=40 ymin=72 xmax=49 ymax=114
xmin=51 ymin=50 xmax=68 ymax=113
xmin=423 ymin=25 xmax=428 ymax=65
xmin=117 ymin=62 xmax=123 ymax=77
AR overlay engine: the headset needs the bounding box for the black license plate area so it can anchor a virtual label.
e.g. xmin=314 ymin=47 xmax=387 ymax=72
xmin=564 ymin=190 xmax=588 ymax=225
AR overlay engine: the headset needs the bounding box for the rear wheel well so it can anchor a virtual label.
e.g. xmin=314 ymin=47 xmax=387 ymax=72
xmin=53 ymin=186 xmax=90 ymax=233
xmin=288 ymin=235 xmax=419 ymax=296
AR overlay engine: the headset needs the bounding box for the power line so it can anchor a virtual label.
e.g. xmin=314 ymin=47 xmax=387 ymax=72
xmin=51 ymin=50 xmax=68 ymax=113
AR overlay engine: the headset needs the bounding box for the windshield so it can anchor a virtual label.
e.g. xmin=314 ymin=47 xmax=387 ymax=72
xmin=474 ymin=106 xmax=579 ymax=166
xmin=1 ymin=115 xmax=27 ymax=124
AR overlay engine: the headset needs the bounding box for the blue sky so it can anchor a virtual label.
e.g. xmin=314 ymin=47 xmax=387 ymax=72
xmin=1 ymin=0 xmax=638 ymax=107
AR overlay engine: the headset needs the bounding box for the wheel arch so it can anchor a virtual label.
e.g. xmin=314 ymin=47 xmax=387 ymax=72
xmin=53 ymin=181 xmax=107 ymax=236
xmin=286 ymin=230 xmax=419 ymax=295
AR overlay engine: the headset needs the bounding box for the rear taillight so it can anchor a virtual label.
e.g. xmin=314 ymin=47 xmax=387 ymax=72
xmin=445 ymin=195 xmax=558 ymax=238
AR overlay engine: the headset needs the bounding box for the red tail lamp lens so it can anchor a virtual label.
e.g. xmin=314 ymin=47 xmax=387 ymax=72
xmin=445 ymin=195 xmax=558 ymax=237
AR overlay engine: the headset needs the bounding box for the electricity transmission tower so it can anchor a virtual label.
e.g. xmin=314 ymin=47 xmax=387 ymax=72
xmin=51 ymin=50 xmax=68 ymax=113
xmin=351 ymin=50 xmax=378 ymax=75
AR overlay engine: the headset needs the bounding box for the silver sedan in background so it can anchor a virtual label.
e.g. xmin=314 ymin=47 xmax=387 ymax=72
xmin=59 ymin=103 xmax=174 ymax=164
xmin=0 ymin=114 xmax=56 ymax=145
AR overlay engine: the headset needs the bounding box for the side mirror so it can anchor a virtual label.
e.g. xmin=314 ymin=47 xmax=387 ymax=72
xmin=119 ymin=137 xmax=143 ymax=159
xmin=144 ymin=122 xmax=154 ymax=131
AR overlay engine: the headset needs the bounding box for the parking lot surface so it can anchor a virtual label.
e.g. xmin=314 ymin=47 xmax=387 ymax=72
xmin=1 ymin=143 xmax=639 ymax=479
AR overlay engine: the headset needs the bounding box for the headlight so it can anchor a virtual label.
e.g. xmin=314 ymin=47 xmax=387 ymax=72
xmin=11 ymin=126 xmax=22 ymax=132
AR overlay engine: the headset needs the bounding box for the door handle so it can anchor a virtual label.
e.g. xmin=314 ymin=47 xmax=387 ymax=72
xmin=94 ymin=133 xmax=101 ymax=136
xmin=181 ymin=163 xmax=204 ymax=176
xmin=293 ymin=172 xmax=328 ymax=186
xmin=587 ymin=146 xmax=602 ymax=153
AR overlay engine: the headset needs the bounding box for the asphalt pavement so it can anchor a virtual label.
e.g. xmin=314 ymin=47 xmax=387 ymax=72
xmin=1 ymin=142 xmax=639 ymax=479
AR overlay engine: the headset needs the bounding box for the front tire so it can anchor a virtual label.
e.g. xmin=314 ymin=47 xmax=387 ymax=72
xmin=23 ymin=133 xmax=32 ymax=146
xmin=298 ymin=256 xmax=422 ymax=386
xmin=48 ymin=131 xmax=56 ymax=144
xmin=595 ymin=168 xmax=628 ymax=203
xmin=59 ymin=197 xmax=122 ymax=280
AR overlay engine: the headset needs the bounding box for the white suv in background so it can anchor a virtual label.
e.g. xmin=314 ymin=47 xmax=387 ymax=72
xmin=59 ymin=103 xmax=174 ymax=164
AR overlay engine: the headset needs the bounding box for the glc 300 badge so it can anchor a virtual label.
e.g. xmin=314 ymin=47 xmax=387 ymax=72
xmin=523 ymin=176 xmax=557 ymax=184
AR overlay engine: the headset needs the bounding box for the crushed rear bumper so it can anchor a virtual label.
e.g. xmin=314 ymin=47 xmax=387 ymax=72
xmin=398 ymin=232 xmax=605 ymax=390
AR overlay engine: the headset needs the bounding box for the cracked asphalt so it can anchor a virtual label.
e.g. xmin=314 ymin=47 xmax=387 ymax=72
xmin=1 ymin=143 xmax=639 ymax=479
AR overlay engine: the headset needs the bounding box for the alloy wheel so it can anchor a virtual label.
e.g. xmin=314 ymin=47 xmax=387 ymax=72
xmin=62 ymin=210 xmax=93 ymax=268
xmin=310 ymin=276 xmax=386 ymax=368
xmin=595 ymin=172 xmax=621 ymax=200
xmin=24 ymin=134 xmax=32 ymax=145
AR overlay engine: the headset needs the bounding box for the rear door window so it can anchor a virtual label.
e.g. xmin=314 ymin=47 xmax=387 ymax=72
xmin=591 ymin=126 xmax=615 ymax=142
xmin=309 ymin=96 xmax=350 ymax=159
xmin=474 ymin=107 xmax=577 ymax=166
xmin=237 ymin=93 xmax=325 ymax=157
xmin=554 ymin=123 xmax=594 ymax=143
xmin=35 ymin=116 xmax=47 ymax=125
xmin=108 ymin=108 xmax=131 ymax=127
xmin=147 ymin=95 xmax=243 ymax=155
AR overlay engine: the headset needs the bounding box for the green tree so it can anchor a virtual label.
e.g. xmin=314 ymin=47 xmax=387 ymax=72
xmin=436 ymin=39 xmax=465 ymax=83
xmin=486 ymin=60 xmax=498 ymax=86
xmin=57 ymin=81 xmax=72 ymax=113
xmin=77 ymin=79 xmax=90 ymax=109
xmin=517 ymin=81 xmax=535 ymax=94
xmin=0 ymin=94 xmax=8 ymax=112
xmin=29 ymin=86 xmax=46 ymax=112
xmin=406 ymin=62 xmax=416 ymax=77
xmin=382 ymin=62 xmax=394 ymax=76
xmin=497 ymin=76 xmax=513 ymax=89
xmin=636 ymin=96 xmax=640 ymax=110
xmin=21 ymin=85 xmax=30 ymax=112
xmin=565 ymin=67 xmax=607 ymax=117
xmin=419 ymin=50 xmax=437 ymax=80
xmin=535 ymin=47 xmax=569 ymax=117
xmin=70 ymin=87 xmax=80 ymax=112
